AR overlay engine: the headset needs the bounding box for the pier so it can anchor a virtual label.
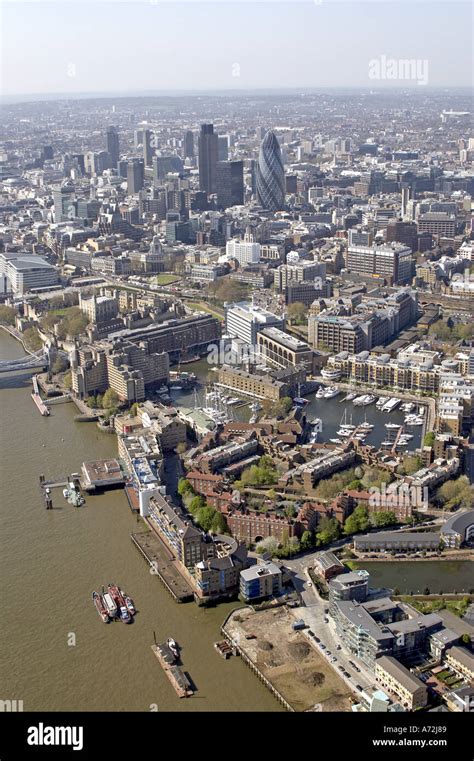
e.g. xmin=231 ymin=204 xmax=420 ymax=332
xmin=151 ymin=643 xmax=194 ymax=698
xmin=39 ymin=472 xmax=85 ymax=508
xmin=131 ymin=531 xmax=194 ymax=603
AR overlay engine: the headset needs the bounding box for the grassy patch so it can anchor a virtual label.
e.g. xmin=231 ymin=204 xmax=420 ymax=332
xmin=187 ymin=302 xmax=224 ymax=321
xmin=153 ymin=273 xmax=181 ymax=285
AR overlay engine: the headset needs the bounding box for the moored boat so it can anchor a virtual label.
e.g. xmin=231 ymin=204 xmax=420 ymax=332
xmin=119 ymin=605 xmax=132 ymax=624
xmin=92 ymin=591 xmax=109 ymax=623
xmin=103 ymin=592 xmax=117 ymax=618
xmin=120 ymin=590 xmax=135 ymax=615
xmin=167 ymin=637 xmax=179 ymax=660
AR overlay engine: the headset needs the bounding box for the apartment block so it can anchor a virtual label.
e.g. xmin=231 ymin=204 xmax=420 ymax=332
xmin=375 ymin=657 xmax=428 ymax=710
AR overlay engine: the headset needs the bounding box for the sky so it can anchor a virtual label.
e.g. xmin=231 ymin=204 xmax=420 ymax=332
xmin=1 ymin=0 xmax=472 ymax=97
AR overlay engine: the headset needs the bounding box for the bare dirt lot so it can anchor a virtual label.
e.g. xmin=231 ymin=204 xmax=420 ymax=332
xmin=225 ymin=606 xmax=352 ymax=712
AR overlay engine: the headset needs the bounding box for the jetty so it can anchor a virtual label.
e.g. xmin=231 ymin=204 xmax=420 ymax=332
xmin=131 ymin=531 xmax=194 ymax=603
xmin=151 ymin=643 xmax=193 ymax=698
xmin=31 ymin=375 xmax=50 ymax=415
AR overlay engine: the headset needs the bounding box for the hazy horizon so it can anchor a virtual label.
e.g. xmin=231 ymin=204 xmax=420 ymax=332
xmin=1 ymin=0 xmax=472 ymax=99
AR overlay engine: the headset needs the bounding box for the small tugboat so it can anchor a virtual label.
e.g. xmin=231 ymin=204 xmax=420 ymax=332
xmin=167 ymin=638 xmax=180 ymax=660
xmin=92 ymin=591 xmax=109 ymax=623
xmin=120 ymin=590 xmax=136 ymax=616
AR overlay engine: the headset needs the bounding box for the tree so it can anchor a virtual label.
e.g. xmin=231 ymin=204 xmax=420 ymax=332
xmin=176 ymin=441 xmax=187 ymax=455
xmin=423 ymin=431 xmax=435 ymax=447
xmin=300 ymin=530 xmax=313 ymax=551
xmin=40 ymin=312 xmax=61 ymax=332
xmin=23 ymin=327 xmax=42 ymax=351
xmin=51 ymin=355 xmax=68 ymax=374
xmin=210 ymin=511 xmax=228 ymax=534
xmin=102 ymin=388 xmax=120 ymax=409
xmin=195 ymin=506 xmax=216 ymax=532
xmin=287 ymin=302 xmax=307 ymax=325
xmin=316 ymin=516 xmax=340 ymax=546
xmin=188 ymin=495 xmax=206 ymax=514
xmin=397 ymin=455 xmax=422 ymax=476
xmin=96 ymin=394 xmax=104 ymax=408
xmin=343 ymin=506 xmax=370 ymax=536
xmin=435 ymin=476 xmax=472 ymax=511
xmin=256 ymin=536 xmax=279 ymax=555
xmin=130 ymin=402 xmax=139 ymax=417
xmin=86 ymin=396 xmax=97 ymax=409
xmin=284 ymin=504 xmax=297 ymax=519
xmin=461 ymin=633 xmax=471 ymax=646
xmin=373 ymin=511 xmax=397 ymax=528
xmin=0 ymin=305 xmax=18 ymax=325
xmin=177 ymin=478 xmax=193 ymax=497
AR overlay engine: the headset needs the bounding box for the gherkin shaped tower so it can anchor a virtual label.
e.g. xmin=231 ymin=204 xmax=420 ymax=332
xmin=256 ymin=130 xmax=285 ymax=211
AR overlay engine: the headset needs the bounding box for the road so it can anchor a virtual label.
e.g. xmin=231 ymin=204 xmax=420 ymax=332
xmin=284 ymin=556 xmax=378 ymax=698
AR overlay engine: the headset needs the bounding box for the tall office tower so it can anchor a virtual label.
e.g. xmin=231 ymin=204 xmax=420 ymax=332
xmin=218 ymin=135 xmax=229 ymax=161
xmin=53 ymin=180 xmax=76 ymax=222
xmin=198 ymin=123 xmax=218 ymax=194
xmin=106 ymin=126 xmax=120 ymax=168
xmin=143 ymin=129 xmax=154 ymax=167
xmin=127 ymin=159 xmax=145 ymax=194
xmin=152 ymin=154 xmax=184 ymax=183
xmin=216 ymin=160 xmax=244 ymax=208
xmin=401 ymin=185 xmax=411 ymax=219
xmin=184 ymin=130 xmax=194 ymax=158
xmin=256 ymin=130 xmax=285 ymax=211
xmin=42 ymin=145 xmax=54 ymax=161
xmin=134 ymin=128 xmax=144 ymax=148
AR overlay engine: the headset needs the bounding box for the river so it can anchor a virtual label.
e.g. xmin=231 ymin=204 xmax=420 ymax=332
xmin=0 ymin=330 xmax=280 ymax=712
xmin=349 ymin=560 xmax=474 ymax=595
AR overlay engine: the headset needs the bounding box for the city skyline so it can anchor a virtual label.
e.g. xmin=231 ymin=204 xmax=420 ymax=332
xmin=1 ymin=0 xmax=472 ymax=99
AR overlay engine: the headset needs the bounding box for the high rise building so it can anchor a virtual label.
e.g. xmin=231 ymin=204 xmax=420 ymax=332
xmin=226 ymin=234 xmax=261 ymax=265
xmin=198 ymin=124 xmax=218 ymax=195
xmin=53 ymin=180 xmax=76 ymax=222
xmin=143 ymin=129 xmax=153 ymax=168
xmin=106 ymin=126 xmax=120 ymax=168
xmin=216 ymin=160 xmax=244 ymax=208
xmin=184 ymin=130 xmax=194 ymax=158
xmin=346 ymin=243 xmax=413 ymax=285
xmin=218 ymin=135 xmax=229 ymax=161
xmin=256 ymin=130 xmax=285 ymax=211
xmin=127 ymin=159 xmax=145 ymax=194
xmin=152 ymin=154 xmax=184 ymax=183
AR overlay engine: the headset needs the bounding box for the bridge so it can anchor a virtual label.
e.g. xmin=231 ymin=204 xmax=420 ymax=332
xmin=0 ymin=351 xmax=48 ymax=373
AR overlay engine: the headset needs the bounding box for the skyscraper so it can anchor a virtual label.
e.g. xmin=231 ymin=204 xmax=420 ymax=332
xmin=198 ymin=124 xmax=218 ymax=195
xmin=218 ymin=135 xmax=229 ymax=161
xmin=256 ymin=130 xmax=285 ymax=211
xmin=127 ymin=159 xmax=145 ymax=194
xmin=216 ymin=160 xmax=244 ymax=208
xmin=143 ymin=129 xmax=154 ymax=168
xmin=184 ymin=130 xmax=194 ymax=158
xmin=106 ymin=126 xmax=120 ymax=168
